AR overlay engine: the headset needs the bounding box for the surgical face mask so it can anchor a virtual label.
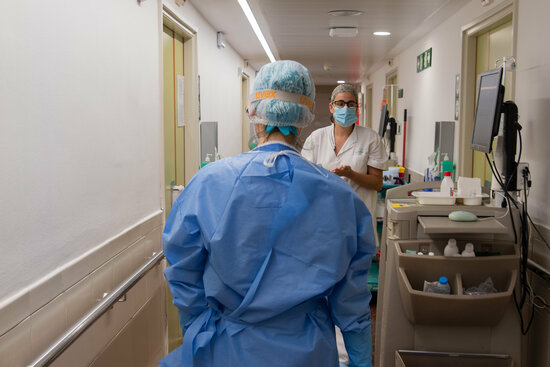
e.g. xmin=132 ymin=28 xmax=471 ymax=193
xmin=333 ymin=106 xmax=357 ymax=127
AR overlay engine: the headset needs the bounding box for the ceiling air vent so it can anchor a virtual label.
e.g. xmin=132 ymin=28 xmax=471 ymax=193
xmin=329 ymin=27 xmax=358 ymax=38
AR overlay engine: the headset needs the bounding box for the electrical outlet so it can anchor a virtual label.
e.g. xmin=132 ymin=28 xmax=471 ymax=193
xmin=517 ymin=162 xmax=529 ymax=190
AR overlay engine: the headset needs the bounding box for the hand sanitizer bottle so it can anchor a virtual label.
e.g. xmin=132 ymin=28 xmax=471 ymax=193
xmin=201 ymin=154 xmax=212 ymax=168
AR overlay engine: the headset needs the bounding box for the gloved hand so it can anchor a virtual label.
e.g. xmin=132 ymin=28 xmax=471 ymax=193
xmin=342 ymin=325 xmax=373 ymax=367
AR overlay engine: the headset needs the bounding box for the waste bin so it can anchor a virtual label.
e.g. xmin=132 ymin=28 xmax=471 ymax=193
xmin=395 ymin=350 xmax=513 ymax=367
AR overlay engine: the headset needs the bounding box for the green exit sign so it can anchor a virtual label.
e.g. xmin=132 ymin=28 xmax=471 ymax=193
xmin=417 ymin=47 xmax=432 ymax=73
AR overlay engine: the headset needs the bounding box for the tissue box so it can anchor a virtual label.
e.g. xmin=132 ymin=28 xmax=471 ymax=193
xmin=457 ymin=177 xmax=481 ymax=196
xmin=456 ymin=177 xmax=486 ymax=205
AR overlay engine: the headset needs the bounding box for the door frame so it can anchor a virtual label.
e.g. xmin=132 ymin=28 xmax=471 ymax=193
xmin=457 ymin=0 xmax=516 ymax=178
xmin=241 ymin=72 xmax=250 ymax=152
xmin=162 ymin=6 xmax=199 ymax=188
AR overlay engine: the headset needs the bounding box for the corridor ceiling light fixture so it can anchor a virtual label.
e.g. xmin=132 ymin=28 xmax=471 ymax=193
xmin=329 ymin=27 xmax=358 ymax=38
xmin=328 ymin=10 xmax=363 ymax=17
xmin=373 ymin=31 xmax=391 ymax=36
xmin=337 ymin=80 xmax=346 ymax=84
xmin=237 ymin=0 xmax=276 ymax=62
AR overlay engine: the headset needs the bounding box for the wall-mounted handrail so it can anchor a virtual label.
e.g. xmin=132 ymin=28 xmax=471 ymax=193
xmin=28 ymin=250 xmax=165 ymax=367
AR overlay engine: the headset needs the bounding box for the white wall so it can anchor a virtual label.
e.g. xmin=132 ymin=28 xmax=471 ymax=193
xmin=164 ymin=0 xmax=257 ymax=159
xmin=0 ymin=0 xmax=163 ymax=303
xmin=301 ymin=85 xmax=333 ymax=142
xmin=367 ymin=1 xmax=472 ymax=173
xmin=514 ymin=0 xmax=550 ymax=224
xmin=367 ymin=0 xmax=550 ymax=227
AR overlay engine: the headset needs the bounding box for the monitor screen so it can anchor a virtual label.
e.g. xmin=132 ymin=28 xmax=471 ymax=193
xmin=379 ymin=102 xmax=389 ymax=137
xmin=471 ymin=67 xmax=504 ymax=153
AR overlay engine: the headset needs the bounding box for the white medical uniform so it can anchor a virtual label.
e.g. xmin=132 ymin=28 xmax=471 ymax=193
xmin=302 ymin=124 xmax=387 ymax=217
xmin=302 ymin=123 xmax=385 ymax=366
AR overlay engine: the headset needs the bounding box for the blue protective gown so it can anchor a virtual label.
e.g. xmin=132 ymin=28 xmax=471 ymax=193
xmin=161 ymin=142 xmax=376 ymax=367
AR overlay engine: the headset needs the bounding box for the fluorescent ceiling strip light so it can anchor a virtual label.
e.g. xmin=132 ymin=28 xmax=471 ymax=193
xmin=237 ymin=0 xmax=276 ymax=63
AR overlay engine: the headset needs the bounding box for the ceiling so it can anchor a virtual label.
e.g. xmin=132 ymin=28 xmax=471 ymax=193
xmin=188 ymin=0 xmax=470 ymax=85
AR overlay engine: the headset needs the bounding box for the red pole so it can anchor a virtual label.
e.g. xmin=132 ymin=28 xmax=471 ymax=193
xmin=402 ymin=109 xmax=407 ymax=167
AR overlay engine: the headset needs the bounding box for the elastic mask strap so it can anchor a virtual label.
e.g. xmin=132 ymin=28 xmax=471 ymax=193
xmin=249 ymin=90 xmax=314 ymax=112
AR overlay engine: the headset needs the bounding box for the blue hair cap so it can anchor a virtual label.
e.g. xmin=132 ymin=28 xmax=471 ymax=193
xmin=250 ymin=60 xmax=316 ymax=128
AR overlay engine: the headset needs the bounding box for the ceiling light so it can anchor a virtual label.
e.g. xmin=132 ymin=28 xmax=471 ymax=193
xmin=237 ymin=0 xmax=276 ymax=62
xmin=328 ymin=10 xmax=363 ymax=17
xmin=373 ymin=31 xmax=391 ymax=36
xmin=329 ymin=27 xmax=358 ymax=38
xmin=337 ymin=80 xmax=346 ymax=84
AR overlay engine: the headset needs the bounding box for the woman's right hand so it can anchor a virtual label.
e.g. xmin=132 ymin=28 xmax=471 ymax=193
xmin=331 ymin=165 xmax=353 ymax=177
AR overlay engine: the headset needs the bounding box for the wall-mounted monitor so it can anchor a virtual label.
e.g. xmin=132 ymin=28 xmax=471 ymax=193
xmin=471 ymin=67 xmax=505 ymax=153
xmin=379 ymin=102 xmax=389 ymax=137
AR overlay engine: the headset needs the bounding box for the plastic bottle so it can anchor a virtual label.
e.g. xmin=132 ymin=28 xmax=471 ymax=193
xmin=461 ymin=243 xmax=476 ymax=257
xmin=444 ymin=238 xmax=459 ymax=256
xmin=201 ymin=154 xmax=212 ymax=168
xmin=441 ymin=153 xmax=453 ymax=179
xmin=436 ymin=276 xmax=451 ymax=294
xmin=440 ymin=171 xmax=454 ymax=196
xmin=423 ymin=276 xmax=451 ymax=294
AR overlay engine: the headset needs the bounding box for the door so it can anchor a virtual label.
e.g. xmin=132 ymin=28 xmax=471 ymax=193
xmin=241 ymin=73 xmax=251 ymax=152
xmin=163 ymin=25 xmax=185 ymax=218
xmin=163 ymin=23 xmax=186 ymax=353
xmin=472 ymin=19 xmax=513 ymax=188
xmin=385 ymin=73 xmax=398 ymax=119
xmin=384 ymin=72 xmax=398 ymax=161
xmin=366 ymin=85 xmax=373 ymax=128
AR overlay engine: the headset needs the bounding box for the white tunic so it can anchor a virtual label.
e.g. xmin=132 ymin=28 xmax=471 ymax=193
xmin=303 ymin=124 xmax=385 ymax=365
xmin=301 ymin=124 xmax=387 ymax=217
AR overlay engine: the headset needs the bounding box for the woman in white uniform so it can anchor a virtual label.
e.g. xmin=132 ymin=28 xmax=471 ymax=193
xmin=302 ymin=84 xmax=387 ymax=366
xmin=302 ymin=83 xmax=387 ymax=221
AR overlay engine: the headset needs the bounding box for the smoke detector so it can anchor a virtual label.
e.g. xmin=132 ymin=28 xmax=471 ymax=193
xmin=329 ymin=27 xmax=358 ymax=38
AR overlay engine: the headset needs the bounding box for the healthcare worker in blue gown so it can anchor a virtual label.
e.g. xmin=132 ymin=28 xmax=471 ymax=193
xmin=160 ymin=60 xmax=376 ymax=367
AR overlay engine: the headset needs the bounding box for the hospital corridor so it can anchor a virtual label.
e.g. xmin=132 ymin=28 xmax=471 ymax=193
xmin=2 ymin=0 xmax=550 ymax=366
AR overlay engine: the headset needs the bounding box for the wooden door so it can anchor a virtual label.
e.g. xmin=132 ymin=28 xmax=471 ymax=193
xmin=163 ymin=25 xmax=185 ymax=217
xmin=473 ymin=19 xmax=513 ymax=187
